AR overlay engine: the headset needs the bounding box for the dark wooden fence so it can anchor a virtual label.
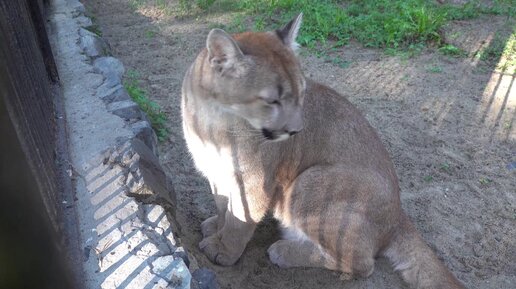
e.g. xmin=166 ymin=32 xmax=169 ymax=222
xmin=0 ymin=0 xmax=78 ymax=288
xmin=0 ymin=0 xmax=61 ymax=229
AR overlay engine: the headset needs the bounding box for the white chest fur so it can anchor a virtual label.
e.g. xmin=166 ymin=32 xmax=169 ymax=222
xmin=183 ymin=122 xmax=235 ymax=182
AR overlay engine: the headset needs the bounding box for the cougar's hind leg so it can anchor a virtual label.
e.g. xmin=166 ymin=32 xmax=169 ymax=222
xmin=268 ymin=227 xmax=338 ymax=270
xmin=268 ymin=225 xmax=375 ymax=278
xmin=274 ymin=165 xmax=388 ymax=278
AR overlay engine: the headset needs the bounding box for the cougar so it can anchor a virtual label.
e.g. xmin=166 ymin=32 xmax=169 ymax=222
xmin=181 ymin=14 xmax=466 ymax=289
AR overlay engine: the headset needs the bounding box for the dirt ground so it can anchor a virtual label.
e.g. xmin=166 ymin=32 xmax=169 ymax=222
xmin=83 ymin=1 xmax=515 ymax=288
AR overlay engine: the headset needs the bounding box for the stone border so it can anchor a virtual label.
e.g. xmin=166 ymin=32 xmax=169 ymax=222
xmin=48 ymin=0 xmax=217 ymax=288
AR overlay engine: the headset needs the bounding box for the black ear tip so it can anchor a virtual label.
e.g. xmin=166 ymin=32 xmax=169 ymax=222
xmin=276 ymin=13 xmax=303 ymax=44
xmin=275 ymin=29 xmax=288 ymax=44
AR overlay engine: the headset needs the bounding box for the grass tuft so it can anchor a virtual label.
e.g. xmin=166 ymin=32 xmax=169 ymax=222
xmin=124 ymin=70 xmax=169 ymax=142
xmin=478 ymin=177 xmax=493 ymax=185
xmin=84 ymin=24 xmax=102 ymax=37
xmin=438 ymin=44 xmax=467 ymax=57
xmin=423 ymin=175 xmax=434 ymax=182
xmin=426 ymin=65 xmax=443 ymax=73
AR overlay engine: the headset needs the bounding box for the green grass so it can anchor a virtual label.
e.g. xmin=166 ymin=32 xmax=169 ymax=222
xmin=83 ymin=7 xmax=102 ymax=37
xmin=124 ymin=70 xmax=169 ymax=142
xmin=478 ymin=177 xmax=493 ymax=185
xmin=439 ymin=162 xmax=452 ymax=173
xmin=324 ymin=55 xmax=352 ymax=68
xmin=128 ymin=0 xmax=515 ymax=65
xmin=385 ymin=43 xmax=425 ymax=59
xmin=129 ymin=0 xmax=144 ymax=10
xmin=426 ymin=65 xmax=443 ymax=73
xmin=480 ymin=34 xmax=507 ymax=61
xmin=145 ymin=30 xmax=157 ymax=38
xmin=475 ymin=29 xmax=516 ymax=73
xmin=188 ymin=0 xmax=514 ymax=51
xmin=84 ymin=24 xmax=102 ymax=37
xmin=423 ymin=175 xmax=434 ymax=182
xmin=229 ymin=0 xmax=449 ymax=49
xmin=438 ymin=44 xmax=467 ymax=57
xmin=196 ymin=0 xmax=218 ymax=10
xmin=445 ymin=0 xmax=516 ymax=20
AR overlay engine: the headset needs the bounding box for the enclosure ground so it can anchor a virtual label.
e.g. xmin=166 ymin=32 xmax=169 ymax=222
xmin=83 ymin=1 xmax=515 ymax=288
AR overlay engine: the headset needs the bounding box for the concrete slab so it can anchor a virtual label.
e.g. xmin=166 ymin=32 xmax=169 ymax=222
xmin=48 ymin=0 xmax=192 ymax=288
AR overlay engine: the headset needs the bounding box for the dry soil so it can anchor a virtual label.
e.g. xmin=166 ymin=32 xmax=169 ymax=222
xmin=83 ymin=1 xmax=515 ymax=288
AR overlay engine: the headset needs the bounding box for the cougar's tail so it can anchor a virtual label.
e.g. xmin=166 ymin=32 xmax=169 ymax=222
xmin=383 ymin=213 xmax=466 ymax=289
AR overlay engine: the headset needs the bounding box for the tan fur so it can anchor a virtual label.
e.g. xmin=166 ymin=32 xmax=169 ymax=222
xmin=181 ymin=15 xmax=466 ymax=289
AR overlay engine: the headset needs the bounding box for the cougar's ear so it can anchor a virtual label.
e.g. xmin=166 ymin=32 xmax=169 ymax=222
xmin=206 ymin=28 xmax=247 ymax=77
xmin=276 ymin=13 xmax=303 ymax=51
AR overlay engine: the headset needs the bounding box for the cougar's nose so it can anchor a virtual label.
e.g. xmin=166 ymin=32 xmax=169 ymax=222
xmin=262 ymin=128 xmax=275 ymax=140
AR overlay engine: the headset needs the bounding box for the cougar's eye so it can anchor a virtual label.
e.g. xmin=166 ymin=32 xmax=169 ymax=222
xmin=257 ymin=96 xmax=281 ymax=106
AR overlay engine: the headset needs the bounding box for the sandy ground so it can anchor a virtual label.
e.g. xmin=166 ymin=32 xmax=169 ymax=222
xmin=82 ymin=1 xmax=515 ymax=288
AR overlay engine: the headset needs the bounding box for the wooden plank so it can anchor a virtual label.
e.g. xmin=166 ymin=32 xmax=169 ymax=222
xmin=28 ymin=0 xmax=59 ymax=82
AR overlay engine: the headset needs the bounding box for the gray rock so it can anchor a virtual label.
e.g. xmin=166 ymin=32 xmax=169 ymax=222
xmin=173 ymin=247 xmax=190 ymax=268
xmin=94 ymin=60 xmax=123 ymax=90
xmin=78 ymin=27 xmax=94 ymax=38
xmin=76 ymin=16 xmax=92 ymax=27
xmin=152 ymin=256 xmax=191 ymax=289
xmin=124 ymin=138 xmax=176 ymax=206
xmin=103 ymin=71 xmax=122 ymax=89
xmin=97 ymin=84 xmax=130 ymax=103
xmin=131 ymin=120 xmax=158 ymax=155
xmin=69 ymin=0 xmax=86 ymax=13
xmin=192 ymin=268 xmax=219 ymax=289
xmin=107 ymin=100 xmax=141 ymax=120
xmin=79 ymin=28 xmax=110 ymax=58
xmin=473 ymin=243 xmax=485 ymax=257
xmin=108 ymin=139 xmax=175 ymax=206
xmin=93 ymin=57 xmax=125 ymax=79
xmin=151 ymin=255 xmax=175 ymax=274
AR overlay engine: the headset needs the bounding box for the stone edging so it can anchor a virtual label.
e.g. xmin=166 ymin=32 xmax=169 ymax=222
xmin=48 ymin=0 xmax=219 ymax=288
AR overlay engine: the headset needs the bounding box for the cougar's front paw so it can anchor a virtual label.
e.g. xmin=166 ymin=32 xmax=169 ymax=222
xmin=200 ymin=215 xmax=218 ymax=238
xmin=199 ymin=234 xmax=240 ymax=266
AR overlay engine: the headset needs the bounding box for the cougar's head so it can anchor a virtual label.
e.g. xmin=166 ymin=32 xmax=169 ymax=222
xmin=204 ymin=14 xmax=305 ymax=141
